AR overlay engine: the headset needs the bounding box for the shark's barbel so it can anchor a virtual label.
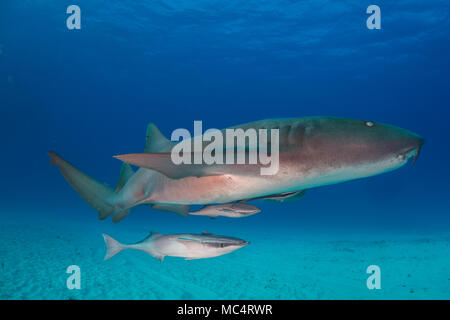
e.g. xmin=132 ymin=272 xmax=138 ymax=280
xmin=49 ymin=117 xmax=424 ymax=222
xmin=102 ymin=231 xmax=249 ymax=261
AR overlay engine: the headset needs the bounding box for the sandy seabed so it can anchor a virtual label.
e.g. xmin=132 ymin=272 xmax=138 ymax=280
xmin=0 ymin=213 xmax=449 ymax=300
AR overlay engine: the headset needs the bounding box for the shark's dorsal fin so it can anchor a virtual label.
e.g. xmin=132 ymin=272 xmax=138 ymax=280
xmin=145 ymin=123 xmax=175 ymax=153
xmin=115 ymin=163 xmax=134 ymax=193
xmin=202 ymin=231 xmax=212 ymax=235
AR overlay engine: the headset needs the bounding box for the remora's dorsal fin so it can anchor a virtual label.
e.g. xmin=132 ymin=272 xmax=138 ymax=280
xmin=151 ymin=203 xmax=190 ymax=217
xmin=145 ymin=123 xmax=175 ymax=153
xmin=148 ymin=231 xmax=161 ymax=238
xmin=115 ymin=163 xmax=134 ymax=193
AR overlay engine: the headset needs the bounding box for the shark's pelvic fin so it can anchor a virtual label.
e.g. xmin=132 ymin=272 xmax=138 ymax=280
xmin=115 ymin=163 xmax=134 ymax=193
xmin=151 ymin=203 xmax=190 ymax=217
xmin=111 ymin=210 xmax=130 ymax=223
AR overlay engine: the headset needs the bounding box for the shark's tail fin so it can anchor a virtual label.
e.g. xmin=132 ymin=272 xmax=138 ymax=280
xmin=48 ymin=151 xmax=116 ymax=220
xmin=102 ymin=233 xmax=125 ymax=260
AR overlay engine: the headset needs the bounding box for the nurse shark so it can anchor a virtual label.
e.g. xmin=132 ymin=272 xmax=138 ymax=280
xmin=49 ymin=117 xmax=424 ymax=222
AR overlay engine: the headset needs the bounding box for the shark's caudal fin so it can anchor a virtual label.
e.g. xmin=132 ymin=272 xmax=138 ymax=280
xmin=48 ymin=151 xmax=116 ymax=220
xmin=102 ymin=233 xmax=125 ymax=260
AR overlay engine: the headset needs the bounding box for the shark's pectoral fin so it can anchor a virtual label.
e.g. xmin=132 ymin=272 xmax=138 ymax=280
xmin=151 ymin=203 xmax=190 ymax=217
xmin=114 ymin=153 xmax=264 ymax=179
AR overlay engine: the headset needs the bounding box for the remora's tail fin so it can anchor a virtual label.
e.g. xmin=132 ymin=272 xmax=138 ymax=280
xmin=102 ymin=233 xmax=125 ymax=260
xmin=48 ymin=151 xmax=115 ymax=220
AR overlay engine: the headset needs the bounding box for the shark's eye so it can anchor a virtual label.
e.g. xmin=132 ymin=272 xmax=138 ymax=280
xmin=365 ymin=121 xmax=375 ymax=127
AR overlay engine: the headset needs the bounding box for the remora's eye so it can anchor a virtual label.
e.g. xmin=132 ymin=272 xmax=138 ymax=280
xmin=365 ymin=121 xmax=375 ymax=127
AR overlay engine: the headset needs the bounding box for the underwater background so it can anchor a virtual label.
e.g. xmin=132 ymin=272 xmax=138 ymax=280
xmin=1 ymin=0 xmax=450 ymax=299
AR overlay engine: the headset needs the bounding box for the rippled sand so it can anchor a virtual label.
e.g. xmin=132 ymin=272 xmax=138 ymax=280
xmin=1 ymin=213 xmax=449 ymax=299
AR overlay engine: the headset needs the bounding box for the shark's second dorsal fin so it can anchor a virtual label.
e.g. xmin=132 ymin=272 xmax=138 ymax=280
xmin=145 ymin=123 xmax=175 ymax=153
xmin=115 ymin=163 xmax=134 ymax=193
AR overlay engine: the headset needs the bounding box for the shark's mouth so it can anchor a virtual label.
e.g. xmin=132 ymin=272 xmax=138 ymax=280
xmin=397 ymin=146 xmax=422 ymax=166
xmin=412 ymin=145 xmax=423 ymax=166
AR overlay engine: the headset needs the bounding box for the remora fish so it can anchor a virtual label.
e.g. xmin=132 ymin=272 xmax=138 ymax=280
xmin=189 ymin=202 xmax=261 ymax=218
xmin=49 ymin=117 xmax=424 ymax=221
xmin=102 ymin=231 xmax=249 ymax=261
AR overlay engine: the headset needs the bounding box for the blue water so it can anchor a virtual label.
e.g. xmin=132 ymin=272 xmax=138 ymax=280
xmin=1 ymin=1 xmax=450 ymax=299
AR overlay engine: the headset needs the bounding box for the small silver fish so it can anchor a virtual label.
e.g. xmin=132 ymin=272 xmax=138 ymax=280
xmin=103 ymin=231 xmax=249 ymax=262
